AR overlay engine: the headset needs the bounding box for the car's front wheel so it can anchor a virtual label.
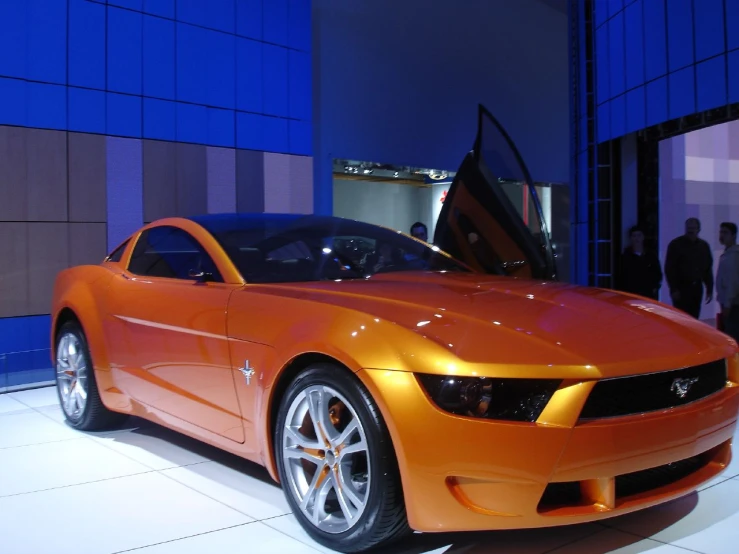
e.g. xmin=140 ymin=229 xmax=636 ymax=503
xmin=275 ymin=364 xmax=409 ymax=553
xmin=55 ymin=320 xmax=126 ymax=430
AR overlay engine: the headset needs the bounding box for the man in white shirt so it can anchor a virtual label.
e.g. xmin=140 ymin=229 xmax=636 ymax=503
xmin=716 ymin=222 xmax=739 ymax=341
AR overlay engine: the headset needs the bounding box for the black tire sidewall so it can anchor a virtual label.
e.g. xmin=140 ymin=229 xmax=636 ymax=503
xmin=55 ymin=320 xmax=95 ymax=429
xmin=275 ymin=364 xmax=397 ymax=550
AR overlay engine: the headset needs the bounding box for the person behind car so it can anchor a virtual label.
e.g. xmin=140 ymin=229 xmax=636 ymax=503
xmin=619 ymin=226 xmax=662 ymax=300
xmin=716 ymin=222 xmax=739 ymax=340
xmin=410 ymin=222 xmax=428 ymax=242
xmin=664 ymin=217 xmax=714 ymax=319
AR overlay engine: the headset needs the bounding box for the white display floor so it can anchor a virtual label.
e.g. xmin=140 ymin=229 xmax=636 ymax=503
xmin=1 ymin=386 xmax=738 ymax=554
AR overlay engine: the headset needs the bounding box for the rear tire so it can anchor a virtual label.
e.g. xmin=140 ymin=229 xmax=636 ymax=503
xmin=275 ymin=364 xmax=410 ymax=553
xmin=55 ymin=320 xmax=126 ymax=431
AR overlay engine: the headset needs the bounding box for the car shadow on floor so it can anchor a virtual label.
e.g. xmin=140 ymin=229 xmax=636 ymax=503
xmin=94 ymin=417 xmax=715 ymax=554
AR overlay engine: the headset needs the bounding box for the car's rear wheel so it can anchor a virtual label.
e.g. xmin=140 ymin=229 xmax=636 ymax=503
xmin=275 ymin=364 xmax=409 ymax=553
xmin=55 ymin=320 xmax=126 ymax=430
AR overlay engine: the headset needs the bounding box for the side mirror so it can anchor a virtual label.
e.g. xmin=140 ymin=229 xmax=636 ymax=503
xmin=188 ymin=269 xmax=213 ymax=282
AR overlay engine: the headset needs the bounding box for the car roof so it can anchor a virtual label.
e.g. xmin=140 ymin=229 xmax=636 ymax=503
xmin=187 ymin=213 xmax=346 ymax=233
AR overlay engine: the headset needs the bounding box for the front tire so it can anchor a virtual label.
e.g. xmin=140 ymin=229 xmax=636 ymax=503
xmin=55 ymin=320 xmax=126 ymax=431
xmin=275 ymin=364 xmax=409 ymax=553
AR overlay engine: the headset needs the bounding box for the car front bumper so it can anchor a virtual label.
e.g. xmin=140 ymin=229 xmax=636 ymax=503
xmin=358 ymin=368 xmax=739 ymax=533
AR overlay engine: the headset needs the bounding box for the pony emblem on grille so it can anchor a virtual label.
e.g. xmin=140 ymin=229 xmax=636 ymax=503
xmin=671 ymin=377 xmax=699 ymax=398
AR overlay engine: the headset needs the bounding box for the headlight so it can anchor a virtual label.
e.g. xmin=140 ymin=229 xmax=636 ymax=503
xmin=416 ymin=374 xmax=561 ymax=422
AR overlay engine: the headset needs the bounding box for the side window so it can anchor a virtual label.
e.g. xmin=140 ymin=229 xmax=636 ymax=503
xmin=266 ymin=240 xmax=312 ymax=261
xmin=128 ymin=226 xmax=223 ymax=281
xmin=106 ymin=239 xmax=130 ymax=263
xmin=263 ymin=240 xmax=315 ymax=282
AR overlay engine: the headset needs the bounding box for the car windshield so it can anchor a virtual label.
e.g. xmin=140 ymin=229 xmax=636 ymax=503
xmin=191 ymin=214 xmax=471 ymax=283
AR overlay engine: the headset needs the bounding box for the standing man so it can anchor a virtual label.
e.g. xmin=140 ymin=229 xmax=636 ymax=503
xmin=664 ymin=217 xmax=714 ymax=319
xmin=619 ymin=225 xmax=663 ymax=300
xmin=716 ymin=222 xmax=739 ymax=340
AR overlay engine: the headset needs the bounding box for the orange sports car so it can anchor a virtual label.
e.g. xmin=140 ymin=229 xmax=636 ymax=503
xmin=51 ymin=107 xmax=739 ymax=553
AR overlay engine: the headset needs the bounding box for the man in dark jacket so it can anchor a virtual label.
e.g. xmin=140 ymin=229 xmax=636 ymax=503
xmin=620 ymin=226 xmax=662 ymax=300
xmin=664 ymin=217 xmax=714 ymax=319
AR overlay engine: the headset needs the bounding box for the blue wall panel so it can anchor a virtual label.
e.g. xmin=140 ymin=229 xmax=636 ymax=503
xmin=143 ymin=16 xmax=176 ymax=100
xmin=666 ymin=0 xmax=694 ymax=72
xmin=0 ymin=78 xmax=27 ymax=127
xmin=624 ymin=1 xmax=644 ymax=91
xmin=177 ymin=0 xmax=235 ymax=33
xmin=68 ymin=0 xmax=106 ymax=89
xmin=110 ymin=0 xmax=143 ymax=10
xmin=728 ymin=0 xmax=739 ymax=52
xmin=696 ymin=55 xmax=727 ymax=112
xmin=206 ymin=31 xmax=236 ymax=109
xmin=608 ymin=13 xmax=625 ymax=99
xmin=289 ymin=50 xmax=312 ymax=121
xmin=596 ymin=24 xmax=610 ymax=105
xmin=288 ymin=0 xmax=311 ymax=51
xmin=668 ymin=66 xmax=696 ymax=119
xmin=290 ymin=119 xmax=312 ymax=156
xmin=263 ymin=44 xmax=289 ymax=117
xmin=263 ymin=115 xmax=289 ymax=153
xmin=0 ymin=1 xmax=28 ymax=80
xmin=176 ymin=23 xmax=207 ymax=105
xmin=643 ymin=0 xmax=667 ymax=82
xmin=236 ymin=38 xmax=263 ymax=113
xmin=27 ymin=0 xmax=67 ymax=85
xmin=28 ymin=82 xmax=67 ymax=131
xmin=68 ymin=87 xmax=106 ymax=134
xmin=236 ymin=111 xmax=263 ymax=150
xmin=625 ymin=86 xmax=645 ymax=134
xmin=728 ymin=50 xmax=739 ymax=104
xmin=610 ymin=94 xmax=625 ymax=139
xmin=144 ymin=0 xmax=175 ymax=19
xmin=107 ymin=92 xmax=142 ymax=138
xmin=176 ymin=102 xmax=207 ymax=143
xmin=594 ymin=1 xmax=608 ymax=28
xmin=207 ymin=107 xmax=235 ymax=147
xmin=646 ymin=76 xmax=668 ymax=127
xmin=108 ymin=8 xmax=144 ymax=95
xmin=694 ymin=0 xmax=725 ymax=62
xmin=143 ymin=97 xmax=176 ymax=140
xmin=593 ymin=0 xmax=739 ymax=142
xmin=264 ymin=0 xmax=289 ymax=46
xmin=236 ymin=0 xmax=262 ymax=40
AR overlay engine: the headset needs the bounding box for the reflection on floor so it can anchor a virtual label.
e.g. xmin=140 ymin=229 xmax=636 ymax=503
xmin=1 ymin=387 xmax=738 ymax=554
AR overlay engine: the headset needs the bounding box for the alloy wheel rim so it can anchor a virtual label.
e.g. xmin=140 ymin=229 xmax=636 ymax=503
xmin=56 ymin=332 xmax=88 ymax=420
xmin=282 ymin=384 xmax=371 ymax=534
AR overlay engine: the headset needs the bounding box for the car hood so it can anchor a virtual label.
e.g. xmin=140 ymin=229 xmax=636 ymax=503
xmin=262 ymin=272 xmax=736 ymax=376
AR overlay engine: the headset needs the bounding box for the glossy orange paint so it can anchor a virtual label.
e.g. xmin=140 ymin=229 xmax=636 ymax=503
xmin=51 ymin=217 xmax=739 ymax=533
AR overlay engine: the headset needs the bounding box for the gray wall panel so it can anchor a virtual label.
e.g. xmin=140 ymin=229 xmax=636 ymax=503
xmin=0 ymin=127 xmax=28 ymax=222
xmin=235 ymin=150 xmax=265 ymax=212
xmin=27 ymin=223 xmax=68 ymax=315
xmin=26 ymin=129 xmax=68 ymax=222
xmin=175 ymin=143 xmax=208 ymax=217
xmin=143 ymin=140 xmax=177 ymax=223
xmin=68 ymin=133 xmax=107 ymax=223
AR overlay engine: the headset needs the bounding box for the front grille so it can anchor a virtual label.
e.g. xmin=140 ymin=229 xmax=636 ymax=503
xmin=615 ymin=454 xmax=707 ymax=498
xmin=579 ymin=359 xmax=727 ymax=419
xmin=539 ymin=482 xmax=582 ymax=508
xmin=538 ymin=453 xmax=708 ymax=511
